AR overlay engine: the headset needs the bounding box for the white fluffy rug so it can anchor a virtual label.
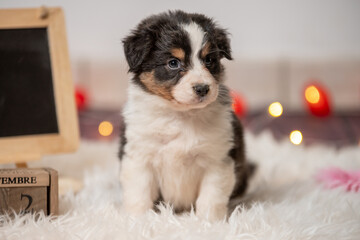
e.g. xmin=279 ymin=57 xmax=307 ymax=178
xmin=1 ymin=131 xmax=360 ymax=240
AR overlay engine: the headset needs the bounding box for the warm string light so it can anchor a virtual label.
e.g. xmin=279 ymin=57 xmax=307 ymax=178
xmin=305 ymin=85 xmax=320 ymax=104
xmin=231 ymin=90 xmax=247 ymax=117
xmin=268 ymin=102 xmax=283 ymax=117
xmin=75 ymin=87 xmax=88 ymax=111
xmin=267 ymin=102 xmax=303 ymax=145
xmin=98 ymin=121 xmax=113 ymax=137
xmin=290 ymin=130 xmax=303 ymax=145
xmin=304 ymin=83 xmax=331 ymax=117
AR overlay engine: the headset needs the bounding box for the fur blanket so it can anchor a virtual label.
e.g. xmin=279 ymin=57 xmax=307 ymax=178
xmin=1 ymin=131 xmax=359 ymax=240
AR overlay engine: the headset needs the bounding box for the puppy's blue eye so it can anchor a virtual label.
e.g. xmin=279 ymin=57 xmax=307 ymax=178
xmin=204 ymin=55 xmax=213 ymax=66
xmin=168 ymin=59 xmax=181 ymax=69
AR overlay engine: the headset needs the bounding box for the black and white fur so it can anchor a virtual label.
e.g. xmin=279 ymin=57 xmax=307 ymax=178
xmin=119 ymin=11 xmax=249 ymax=221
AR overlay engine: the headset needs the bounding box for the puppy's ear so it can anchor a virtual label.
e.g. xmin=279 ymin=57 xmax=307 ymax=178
xmin=214 ymin=28 xmax=232 ymax=60
xmin=123 ymin=28 xmax=153 ymax=73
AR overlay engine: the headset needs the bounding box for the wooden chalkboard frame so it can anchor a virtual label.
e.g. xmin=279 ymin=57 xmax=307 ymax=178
xmin=0 ymin=7 xmax=79 ymax=164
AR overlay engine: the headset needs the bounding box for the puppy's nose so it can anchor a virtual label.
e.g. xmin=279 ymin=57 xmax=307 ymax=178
xmin=193 ymin=84 xmax=210 ymax=97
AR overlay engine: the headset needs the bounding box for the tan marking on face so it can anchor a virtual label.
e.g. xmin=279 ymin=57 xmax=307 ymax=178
xmin=171 ymin=48 xmax=185 ymax=61
xmin=201 ymin=42 xmax=211 ymax=59
xmin=139 ymin=71 xmax=173 ymax=101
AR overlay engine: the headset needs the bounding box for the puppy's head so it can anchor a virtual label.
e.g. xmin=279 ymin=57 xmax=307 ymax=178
xmin=123 ymin=10 xmax=232 ymax=110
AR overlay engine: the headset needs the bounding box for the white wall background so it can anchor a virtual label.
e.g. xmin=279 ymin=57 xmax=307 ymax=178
xmin=1 ymin=0 xmax=360 ymax=110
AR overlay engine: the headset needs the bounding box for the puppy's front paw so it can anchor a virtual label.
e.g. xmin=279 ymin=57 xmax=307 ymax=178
xmin=123 ymin=199 xmax=153 ymax=216
xmin=196 ymin=202 xmax=228 ymax=222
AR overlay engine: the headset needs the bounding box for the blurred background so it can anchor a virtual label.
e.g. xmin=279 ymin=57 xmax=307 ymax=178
xmin=1 ymin=0 xmax=360 ymax=147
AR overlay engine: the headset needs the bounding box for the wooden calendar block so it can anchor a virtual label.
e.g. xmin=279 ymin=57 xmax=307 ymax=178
xmin=0 ymin=168 xmax=58 ymax=216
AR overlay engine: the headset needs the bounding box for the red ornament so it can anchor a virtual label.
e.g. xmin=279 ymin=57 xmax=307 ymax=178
xmin=75 ymin=87 xmax=88 ymax=111
xmin=304 ymin=82 xmax=331 ymax=117
xmin=230 ymin=90 xmax=247 ymax=117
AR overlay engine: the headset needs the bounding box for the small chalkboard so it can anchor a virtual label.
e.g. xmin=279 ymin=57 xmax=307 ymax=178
xmin=0 ymin=28 xmax=59 ymax=137
xmin=0 ymin=8 xmax=79 ymax=164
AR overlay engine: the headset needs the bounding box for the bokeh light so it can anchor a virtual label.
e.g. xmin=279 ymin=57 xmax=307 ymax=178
xmin=268 ymin=102 xmax=283 ymax=117
xmin=290 ymin=130 xmax=303 ymax=145
xmin=231 ymin=90 xmax=247 ymax=117
xmin=75 ymin=87 xmax=88 ymax=111
xmin=98 ymin=121 xmax=113 ymax=137
xmin=305 ymin=85 xmax=320 ymax=104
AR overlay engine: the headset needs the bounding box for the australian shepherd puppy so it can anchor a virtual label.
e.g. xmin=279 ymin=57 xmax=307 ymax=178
xmin=119 ymin=10 xmax=250 ymax=221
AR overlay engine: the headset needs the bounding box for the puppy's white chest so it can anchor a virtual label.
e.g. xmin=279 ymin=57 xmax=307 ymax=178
xmin=155 ymin=148 xmax=204 ymax=210
xmin=148 ymin=116 xmax=229 ymax=209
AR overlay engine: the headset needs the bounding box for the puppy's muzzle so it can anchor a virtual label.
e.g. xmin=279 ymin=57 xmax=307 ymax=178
xmin=193 ymin=84 xmax=210 ymax=97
